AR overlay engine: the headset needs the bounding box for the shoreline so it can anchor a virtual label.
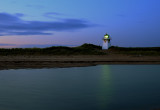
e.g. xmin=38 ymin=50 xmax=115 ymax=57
xmin=0 ymin=55 xmax=159 ymax=70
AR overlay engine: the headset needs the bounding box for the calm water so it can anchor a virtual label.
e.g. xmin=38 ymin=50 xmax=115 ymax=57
xmin=0 ymin=65 xmax=160 ymax=110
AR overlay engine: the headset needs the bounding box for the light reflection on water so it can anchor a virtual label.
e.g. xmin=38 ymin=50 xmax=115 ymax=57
xmin=0 ymin=65 xmax=160 ymax=110
xmin=98 ymin=65 xmax=112 ymax=110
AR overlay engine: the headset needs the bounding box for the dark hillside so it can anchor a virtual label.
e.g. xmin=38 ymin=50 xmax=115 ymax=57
xmin=0 ymin=44 xmax=159 ymax=56
xmin=109 ymin=46 xmax=160 ymax=56
xmin=0 ymin=43 xmax=105 ymax=55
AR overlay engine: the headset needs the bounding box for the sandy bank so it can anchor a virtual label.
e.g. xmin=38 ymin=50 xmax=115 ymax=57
xmin=0 ymin=55 xmax=160 ymax=70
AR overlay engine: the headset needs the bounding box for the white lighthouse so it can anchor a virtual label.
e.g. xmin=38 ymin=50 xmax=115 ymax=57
xmin=102 ymin=33 xmax=111 ymax=50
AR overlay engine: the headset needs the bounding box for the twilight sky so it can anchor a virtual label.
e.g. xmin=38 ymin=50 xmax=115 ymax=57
xmin=0 ymin=0 xmax=160 ymax=48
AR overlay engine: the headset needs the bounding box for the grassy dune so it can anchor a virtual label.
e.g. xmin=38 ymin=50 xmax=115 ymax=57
xmin=109 ymin=46 xmax=160 ymax=56
xmin=0 ymin=43 xmax=159 ymax=56
xmin=0 ymin=44 xmax=105 ymax=55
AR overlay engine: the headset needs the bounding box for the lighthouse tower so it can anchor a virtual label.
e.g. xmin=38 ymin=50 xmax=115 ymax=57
xmin=102 ymin=33 xmax=111 ymax=50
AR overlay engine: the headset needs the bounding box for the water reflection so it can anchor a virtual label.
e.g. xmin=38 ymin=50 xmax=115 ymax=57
xmin=98 ymin=65 xmax=113 ymax=109
xmin=0 ymin=65 xmax=160 ymax=110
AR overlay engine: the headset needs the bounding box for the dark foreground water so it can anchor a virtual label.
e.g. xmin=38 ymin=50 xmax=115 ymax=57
xmin=0 ymin=65 xmax=160 ymax=110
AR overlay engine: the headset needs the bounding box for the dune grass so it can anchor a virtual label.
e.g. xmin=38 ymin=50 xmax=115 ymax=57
xmin=0 ymin=43 xmax=105 ymax=56
xmin=0 ymin=44 xmax=159 ymax=56
xmin=109 ymin=46 xmax=160 ymax=56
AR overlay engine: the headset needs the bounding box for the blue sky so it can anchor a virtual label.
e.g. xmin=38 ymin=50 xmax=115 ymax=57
xmin=0 ymin=0 xmax=159 ymax=48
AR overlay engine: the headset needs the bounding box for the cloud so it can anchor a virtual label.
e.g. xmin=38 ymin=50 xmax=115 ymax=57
xmin=0 ymin=43 xmax=75 ymax=48
xmin=0 ymin=43 xmax=17 ymax=46
xmin=26 ymin=4 xmax=45 ymax=9
xmin=116 ymin=14 xmax=126 ymax=17
xmin=0 ymin=12 xmax=92 ymax=36
xmin=43 ymin=12 xmax=65 ymax=20
xmin=44 ymin=12 xmax=64 ymax=17
xmin=15 ymin=13 xmax=24 ymax=17
xmin=7 ymin=31 xmax=53 ymax=36
xmin=0 ymin=43 xmax=17 ymax=48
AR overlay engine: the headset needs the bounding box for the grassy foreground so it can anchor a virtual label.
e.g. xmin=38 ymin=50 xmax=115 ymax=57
xmin=0 ymin=44 xmax=104 ymax=55
xmin=109 ymin=46 xmax=160 ymax=56
xmin=0 ymin=43 xmax=159 ymax=56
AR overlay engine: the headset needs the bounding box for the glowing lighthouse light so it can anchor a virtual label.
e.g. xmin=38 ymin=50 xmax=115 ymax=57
xmin=102 ymin=33 xmax=111 ymax=50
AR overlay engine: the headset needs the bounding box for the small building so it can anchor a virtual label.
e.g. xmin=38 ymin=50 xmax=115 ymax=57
xmin=102 ymin=33 xmax=111 ymax=50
